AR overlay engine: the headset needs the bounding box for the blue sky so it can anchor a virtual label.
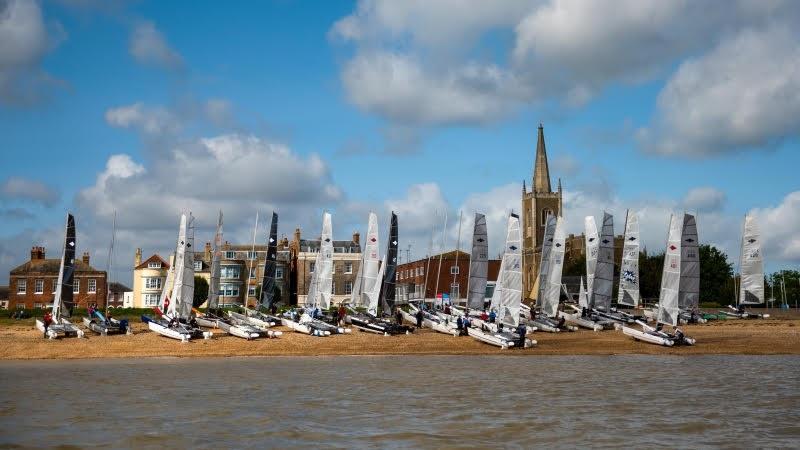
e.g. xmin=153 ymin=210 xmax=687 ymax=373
xmin=1 ymin=0 xmax=799 ymax=284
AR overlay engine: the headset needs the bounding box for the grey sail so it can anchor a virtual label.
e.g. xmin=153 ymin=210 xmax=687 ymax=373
xmin=170 ymin=213 xmax=195 ymax=320
xmin=578 ymin=277 xmax=588 ymax=309
xmin=584 ymin=216 xmax=599 ymax=307
xmin=467 ymin=213 xmax=488 ymax=310
xmin=537 ymin=215 xmax=557 ymax=311
xmin=592 ymin=212 xmax=614 ymax=312
xmin=207 ymin=211 xmax=223 ymax=310
xmin=53 ymin=213 xmax=76 ymax=321
xmin=358 ymin=212 xmax=382 ymax=314
xmin=259 ymin=212 xmax=279 ymax=309
xmin=739 ymin=214 xmax=764 ymax=305
xmin=379 ymin=212 xmax=398 ymax=315
xmin=678 ymin=213 xmax=700 ymax=311
xmin=494 ymin=213 xmax=522 ymax=328
xmin=617 ymin=209 xmax=640 ymax=307
xmin=658 ymin=214 xmax=682 ymax=326
xmin=542 ymin=216 xmax=566 ymax=317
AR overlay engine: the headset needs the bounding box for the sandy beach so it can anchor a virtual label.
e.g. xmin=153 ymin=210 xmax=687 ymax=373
xmin=2 ymin=312 xmax=799 ymax=360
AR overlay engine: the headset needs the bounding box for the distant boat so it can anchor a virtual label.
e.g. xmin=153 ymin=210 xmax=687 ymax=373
xmin=722 ymin=214 xmax=769 ymax=319
xmin=83 ymin=211 xmax=128 ymax=336
xmin=36 ymin=213 xmax=85 ymax=339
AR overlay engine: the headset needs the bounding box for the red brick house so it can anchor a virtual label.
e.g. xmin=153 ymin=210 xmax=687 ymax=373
xmin=8 ymin=247 xmax=107 ymax=310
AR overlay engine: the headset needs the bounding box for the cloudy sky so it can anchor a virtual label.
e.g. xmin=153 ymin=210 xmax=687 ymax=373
xmin=1 ymin=0 xmax=798 ymax=285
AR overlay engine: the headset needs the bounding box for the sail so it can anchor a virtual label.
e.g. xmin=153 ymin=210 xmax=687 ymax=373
xmin=171 ymin=213 xmax=195 ymax=320
xmin=592 ymin=212 xmax=614 ymax=312
xmin=678 ymin=213 xmax=700 ymax=311
xmin=379 ymin=212 xmax=398 ymax=315
xmin=370 ymin=255 xmax=386 ymax=316
xmin=617 ymin=209 xmax=640 ymax=307
xmin=207 ymin=211 xmax=223 ymax=310
xmin=53 ymin=213 xmax=76 ymax=322
xmin=316 ymin=212 xmax=334 ymax=310
xmin=259 ymin=212 xmax=279 ymax=309
xmin=489 ymin=256 xmax=505 ymax=313
xmin=578 ymin=277 xmax=588 ymax=309
xmin=537 ymin=215 xmax=557 ymax=310
xmin=542 ymin=216 xmax=566 ymax=317
xmin=467 ymin=213 xmax=488 ymax=310
xmin=739 ymin=214 xmax=764 ymax=304
xmin=494 ymin=213 xmax=522 ymax=328
xmin=357 ymin=213 xmax=382 ymax=311
xmin=657 ymin=215 xmax=682 ymax=326
xmin=584 ymin=216 xmax=599 ymax=307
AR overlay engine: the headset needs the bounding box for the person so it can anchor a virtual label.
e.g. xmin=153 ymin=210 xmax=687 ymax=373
xmin=655 ymin=322 xmax=663 ymax=332
xmin=558 ymin=316 xmax=566 ymax=329
xmin=416 ymin=309 xmax=423 ymax=328
xmin=456 ymin=316 xmax=463 ymax=335
xmin=581 ymin=307 xmax=588 ymax=318
xmin=462 ymin=316 xmax=470 ymax=336
xmin=675 ymin=328 xmax=685 ymax=344
xmin=88 ymin=304 xmax=95 ymax=318
xmin=480 ymin=310 xmax=488 ymax=321
xmin=43 ymin=311 xmax=53 ymax=338
xmin=444 ymin=304 xmax=451 ymax=315
xmin=338 ymin=304 xmax=347 ymax=326
xmin=488 ymin=310 xmax=496 ymax=323
xmin=395 ymin=308 xmax=403 ymax=325
xmin=517 ymin=323 xmax=527 ymax=348
xmin=270 ymin=303 xmax=278 ymax=315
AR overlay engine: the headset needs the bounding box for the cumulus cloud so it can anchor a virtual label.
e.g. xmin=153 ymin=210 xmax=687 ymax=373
xmin=0 ymin=176 xmax=59 ymax=206
xmin=751 ymin=191 xmax=800 ymax=263
xmin=105 ymin=102 xmax=182 ymax=137
xmin=682 ymin=187 xmax=726 ymax=213
xmin=129 ymin=20 xmax=183 ymax=69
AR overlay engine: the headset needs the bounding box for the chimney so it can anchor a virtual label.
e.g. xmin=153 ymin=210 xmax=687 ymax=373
xmin=30 ymin=246 xmax=45 ymax=260
xmin=294 ymin=228 xmax=301 ymax=244
xmin=135 ymin=248 xmax=142 ymax=266
xmin=352 ymin=231 xmax=360 ymax=246
xmin=82 ymin=252 xmax=90 ymax=265
xmin=204 ymin=242 xmax=212 ymax=261
xmin=280 ymin=236 xmax=289 ymax=248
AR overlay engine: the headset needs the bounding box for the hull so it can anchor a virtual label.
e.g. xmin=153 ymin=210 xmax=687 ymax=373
xmin=228 ymin=311 xmax=276 ymax=329
xmin=280 ymin=317 xmax=330 ymax=336
xmin=557 ymin=310 xmax=602 ymax=331
xmin=622 ymin=325 xmax=674 ymax=346
xmin=195 ymin=316 xmax=221 ymax=328
xmin=142 ymin=316 xmax=212 ymax=342
xmin=82 ymin=317 xmax=126 ymax=336
xmin=36 ymin=319 xmax=84 ymax=339
xmin=348 ymin=316 xmax=412 ymax=335
xmin=467 ymin=327 xmax=536 ymax=349
xmin=722 ymin=306 xmax=770 ymax=319
xmin=216 ymin=320 xmax=264 ymax=340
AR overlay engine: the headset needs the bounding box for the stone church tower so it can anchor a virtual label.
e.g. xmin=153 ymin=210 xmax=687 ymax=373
xmin=522 ymin=124 xmax=562 ymax=299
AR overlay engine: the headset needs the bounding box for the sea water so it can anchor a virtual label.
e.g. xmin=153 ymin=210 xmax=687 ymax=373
xmin=1 ymin=355 xmax=798 ymax=448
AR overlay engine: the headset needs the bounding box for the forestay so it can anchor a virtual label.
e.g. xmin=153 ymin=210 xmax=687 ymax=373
xmin=678 ymin=214 xmax=700 ymax=311
xmin=467 ymin=213 xmax=488 ymax=310
xmin=584 ymin=216 xmax=599 ymax=307
xmin=739 ymin=214 xmax=764 ymax=305
xmin=494 ymin=213 xmax=522 ymax=328
xmin=617 ymin=209 xmax=640 ymax=307
xmin=657 ymin=215 xmax=682 ymax=326
xmin=542 ymin=216 xmax=566 ymax=317
xmin=592 ymin=212 xmax=614 ymax=312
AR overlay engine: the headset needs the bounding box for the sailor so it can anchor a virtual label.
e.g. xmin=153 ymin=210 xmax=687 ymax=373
xmin=88 ymin=304 xmax=95 ymax=318
xmin=444 ymin=304 xmax=451 ymax=315
xmin=43 ymin=311 xmax=53 ymax=338
xmin=462 ymin=316 xmax=470 ymax=336
xmin=270 ymin=303 xmax=278 ymax=315
xmin=517 ymin=323 xmax=527 ymax=348
xmin=480 ymin=310 xmax=488 ymax=321
xmin=395 ymin=308 xmax=403 ymax=325
xmin=558 ymin=316 xmax=566 ymax=329
xmin=488 ymin=310 xmax=496 ymax=323
xmin=456 ymin=316 xmax=463 ymax=335
xmin=337 ymin=304 xmax=347 ymax=326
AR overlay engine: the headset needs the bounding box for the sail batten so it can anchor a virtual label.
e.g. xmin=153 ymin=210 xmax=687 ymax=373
xmin=658 ymin=214 xmax=682 ymax=326
xmin=618 ymin=209 xmax=640 ymax=307
xmin=467 ymin=213 xmax=488 ymax=310
xmin=678 ymin=214 xmax=700 ymax=311
xmin=739 ymin=214 xmax=764 ymax=305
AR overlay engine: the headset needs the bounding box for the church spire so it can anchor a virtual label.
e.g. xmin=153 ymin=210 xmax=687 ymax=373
xmin=533 ymin=123 xmax=552 ymax=193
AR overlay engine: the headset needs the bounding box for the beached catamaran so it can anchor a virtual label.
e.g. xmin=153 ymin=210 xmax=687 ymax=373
xmin=722 ymin=214 xmax=769 ymax=319
xmin=83 ymin=212 xmax=128 ymax=335
xmin=468 ymin=213 xmax=536 ymax=349
xmin=245 ymin=211 xmax=286 ymax=327
xmin=678 ymin=213 xmax=704 ymax=323
xmin=142 ymin=213 xmax=211 ymax=341
xmin=36 ymin=213 xmax=85 ymax=339
xmin=617 ymin=209 xmax=640 ymax=310
xmin=622 ymin=214 xmax=695 ymax=346
xmin=467 ymin=213 xmax=488 ymax=311
xmin=530 ymin=215 xmax=574 ymax=332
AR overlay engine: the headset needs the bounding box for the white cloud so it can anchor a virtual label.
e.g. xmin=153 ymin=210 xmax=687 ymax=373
xmin=0 ymin=176 xmax=59 ymax=206
xmin=682 ymin=187 xmax=726 ymax=213
xmin=129 ymin=21 xmax=183 ymax=69
xmin=640 ymin=26 xmax=800 ymax=156
xmin=104 ymin=102 xmax=182 ymax=136
xmin=751 ymin=191 xmax=800 ymax=263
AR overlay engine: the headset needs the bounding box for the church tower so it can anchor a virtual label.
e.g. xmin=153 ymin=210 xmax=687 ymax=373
xmin=522 ymin=124 xmax=562 ymax=299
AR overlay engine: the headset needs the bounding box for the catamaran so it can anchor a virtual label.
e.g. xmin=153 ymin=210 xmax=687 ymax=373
xmin=36 ymin=213 xmax=85 ymax=339
xmin=83 ymin=212 xmax=129 ymax=335
xmin=141 ymin=213 xmax=211 ymax=342
xmin=722 ymin=214 xmax=769 ymax=319
xmin=468 ymin=213 xmax=536 ymax=349
xmin=530 ymin=215 xmax=575 ymax=332
xmin=678 ymin=214 xmax=705 ymax=324
xmin=622 ymin=214 xmax=695 ymax=346
xmin=557 ymin=277 xmax=603 ymax=331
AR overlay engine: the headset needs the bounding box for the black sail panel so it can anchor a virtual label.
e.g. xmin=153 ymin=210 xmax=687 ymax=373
xmin=61 ymin=214 xmax=76 ymax=318
xmin=379 ymin=212 xmax=398 ymax=315
xmin=260 ymin=212 xmax=279 ymax=309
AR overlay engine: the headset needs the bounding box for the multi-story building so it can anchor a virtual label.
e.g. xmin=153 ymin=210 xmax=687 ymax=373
xmin=107 ymin=282 xmax=132 ymax=308
xmin=131 ymin=249 xmax=170 ymax=309
xmin=522 ymin=124 xmax=563 ymax=300
xmin=395 ymin=250 xmax=501 ymax=305
xmin=8 ymin=246 xmax=107 ymax=310
xmin=290 ymin=228 xmax=361 ymax=307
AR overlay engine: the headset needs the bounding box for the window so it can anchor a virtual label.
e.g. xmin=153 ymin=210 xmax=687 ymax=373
xmin=194 ymin=261 xmax=202 ymax=271
xmin=248 ymin=286 xmax=256 ymax=296
xmin=34 ymin=279 xmax=44 ymax=294
xmin=33 ymin=303 xmax=43 ymax=309
xmin=247 ymin=251 xmax=257 ymax=259
xmin=309 ymin=262 xmax=316 ymax=273
xmin=17 ymin=303 xmax=25 ymax=309
xmin=419 ymin=267 xmax=424 ymax=276
xmin=143 ymin=294 xmax=159 ymax=306
xmin=450 ymin=283 xmax=460 ymax=299
xmin=88 ymin=279 xmax=97 ymax=293
xmin=331 ymin=281 xmax=336 ymax=295
xmin=221 ymin=265 xmax=241 ymax=279
xmin=345 ymin=281 xmax=353 ymax=295
xmin=148 ymin=262 xmax=161 ymax=269
xmin=145 ymin=277 xmax=162 ymax=290
xmin=276 ymin=267 xmax=284 ymax=280
xmin=73 ymin=279 xmax=80 ymax=293
xmin=221 ymin=284 xmax=239 ymax=297
xmin=450 ymin=266 xmax=459 ymax=275
xmin=225 ymin=251 xmax=235 ymax=259
xmin=344 ymin=262 xmax=353 ymax=274
xmin=16 ymin=279 xmax=25 ymax=294
xmin=396 ymin=272 xmax=399 ymax=280
xmin=249 ymin=267 xmax=256 ymax=279
xmin=541 ymin=208 xmax=553 ymax=226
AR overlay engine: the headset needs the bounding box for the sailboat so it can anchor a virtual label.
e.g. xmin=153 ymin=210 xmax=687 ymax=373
xmin=722 ymin=214 xmax=769 ymax=319
xmin=591 ymin=212 xmax=635 ymax=325
xmin=617 ymin=209 xmax=640 ymax=309
xmin=677 ymin=213 xmax=704 ymax=324
xmin=557 ymin=277 xmax=602 ymax=331
xmin=468 ymin=213 xmax=536 ymax=349
xmin=281 ymin=212 xmax=347 ymax=336
xmin=622 ymin=214 xmax=695 ymax=346
xmin=141 ymin=213 xmax=212 ymax=342
xmin=36 ymin=213 xmax=85 ymax=339
xmin=194 ymin=212 xmax=264 ymax=339
xmin=83 ymin=212 xmax=129 ymax=335
xmin=467 ymin=213 xmax=488 ymax=311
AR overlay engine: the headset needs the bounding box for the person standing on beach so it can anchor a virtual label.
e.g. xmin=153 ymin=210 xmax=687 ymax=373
xmin=489 ymin=310 xmax=496 ymax=323
xmin=456 ymin=316 xmax=463 ymax=335
xmin=415 ymin=309 xmax=423 ymax=328
xmin=517 ymin=323 xmax=526 ymax=348
xmin=337 ymin=304 xmax=346 ymax=326
xmin=395 ymin=308 xmax=403 ymax=325
xmin=43 ymin=311 xmax=52 ymax=338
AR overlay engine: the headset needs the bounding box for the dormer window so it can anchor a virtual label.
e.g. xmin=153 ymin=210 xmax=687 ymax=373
xmin=148 ymin=262 xmax=161 ymax=269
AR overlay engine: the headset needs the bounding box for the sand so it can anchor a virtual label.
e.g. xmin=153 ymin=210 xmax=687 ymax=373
xmin=2 ymin=313 xmax=799 ymax=360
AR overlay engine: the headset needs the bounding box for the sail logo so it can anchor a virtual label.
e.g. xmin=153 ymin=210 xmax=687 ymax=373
xmin=622 ymin=270 xmax=637 ymax=283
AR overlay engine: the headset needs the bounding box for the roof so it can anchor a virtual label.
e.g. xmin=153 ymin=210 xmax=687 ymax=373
xmin=401 ymin=250 xmax=470 ymax=265
xmin=108 ymin=282 xmax=131 ymax=293
xmin=298 ymin=239 xmax=360 ymax=253
xmin=134 ymin=254 xmax=170 ymax=270
xmin=10 ymin=259 xmax=104 ymax=275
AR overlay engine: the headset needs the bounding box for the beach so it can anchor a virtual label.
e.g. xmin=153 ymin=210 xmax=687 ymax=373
xmin=2 ymin=311 xmax=799 ymax=360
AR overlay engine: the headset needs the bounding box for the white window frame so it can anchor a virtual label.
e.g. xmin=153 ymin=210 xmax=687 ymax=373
xmin=16 ymin=303 xmax=26 ymax=309
xmin=541 ymin=208 xmax=553 ymax=226
xmin=148 ymin=262 xmax=162 ymax=269
xmin=73 ymin=279 xmax=80 ymax=294
xmin=249 ymin=267 xmax=257 ymax=279
xmin=225 ymin=251 xmax=235 ymax=259
xmin=143 ymin=293 xmax=159 ymax=306
xmin=450 ymin=266 xmax=459 ymax=275
xmin=276 ymin=267 xmax=284 ymax=280
xmin=248 ymin=286 xmax=256 ymax=296
xmin=16 ymin=279 xmax=26 ymax=294
xmin=88 ymin=279 xmax=97 ymax=293
xmin=309 ymin=262 xmax=316 ymax=273
xmin=33 ymin=302 xmax=43 ymax=309
xmin=450 ymin=283 xmax=460 ymax=299
xmin=344 ymin=262 xmax=353 ymax=274
xmin=34 ymin=279 xmax=44 ymax=294
xmin=194 ymin=261 xmax=202 ymax=271
xmin=345 ymin=281 xmax=353 ymax=295
xmin=247 ymin=251 xmax=257 ymax=260
xmin=221 ymin=265 xmax=241 ymax=279
xmin=221 ymin=284 xmax=239 ymax=297
xmin=145 ymin=277 xmax=162 ymax=290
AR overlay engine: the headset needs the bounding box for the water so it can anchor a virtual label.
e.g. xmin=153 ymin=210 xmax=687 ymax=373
xmin=1 ymin=356 xmax=798 ymax=449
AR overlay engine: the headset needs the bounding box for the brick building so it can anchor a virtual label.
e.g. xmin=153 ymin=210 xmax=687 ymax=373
xmin=289 ymin=227 xmax=361 ymax=307
xmin=396 ymin=250 xmax=501 ymax=304
xmin=564 ymin=233 xmax=625 ymax=268
xmin=8 ymin=246 xmax=107 ymax=310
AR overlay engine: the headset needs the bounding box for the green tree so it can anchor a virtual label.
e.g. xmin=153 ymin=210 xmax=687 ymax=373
xmin=769 ymin=270 xmax=800 ymax=307
xmin=639 ymin=251 xmax=664 ymax=301
xmin=193 ymin=276 xmax=209 ymax=308
xmin=699 ymin=244 xmax=733 ymax=305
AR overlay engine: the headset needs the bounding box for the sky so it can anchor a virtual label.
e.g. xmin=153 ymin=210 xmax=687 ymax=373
xmin=1 ymin=0 xmax=799 ymax=285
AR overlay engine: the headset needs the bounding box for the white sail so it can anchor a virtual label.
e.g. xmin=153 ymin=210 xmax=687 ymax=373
xmin=578 ymin=277 xmax=588 ymax=309
xmin=537 ymin=215 xmax=557 ymax=309
xmin=467 ymin=213 xmax=488 ymax=310
xmin=678 ymin=213 xmax=700 ymax=312
xmin=171 ymin=213 xmax=195 ymax=320
xmin=207 ymin=211 xmax=223 ymax=310
xmin=370 ymin=255 xmax=386 ymax=316
xmin=542 ymin=216 xmax=566 ymax=317
xmin=657 ymin=214 xmax=682 ymax=326
xmin=357 ymin=212 xmax=382 ymax=312
xmin=584 ymin=216 xmax=599 ymax=306
xmin=592 ymin=212 xmax=614 ymax=312
xmin=307 ymin=212 xmax=334 ymax=311
xmin=166 ymin=214 xmax=186 ymax=317
xmin=617 ymin=209 xmax=640 ymax=307
xmin=739 ymin=214 xmax=765 ymax=305
xmin=493 ymin=213 xmax=522 ymax=328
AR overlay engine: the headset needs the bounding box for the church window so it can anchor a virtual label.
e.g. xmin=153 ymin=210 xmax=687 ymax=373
xmin=541 ymin=208 xmax=553 ymax=226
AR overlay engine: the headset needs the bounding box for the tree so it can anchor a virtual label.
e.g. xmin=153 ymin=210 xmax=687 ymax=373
xmin=769 ymin=270 xmax=800 ymax=307
xmin=699 ymin=244 xmax=733 ymax=305
xmin=639 ymin=251 xmax=664 ymax=301
xmin=254 ymin=285 xmax=283 ymax=308
xmin=562 ymin=254 xmax=586 ymax=277
xmin=193 ymin=276 xmax=209 ymax=308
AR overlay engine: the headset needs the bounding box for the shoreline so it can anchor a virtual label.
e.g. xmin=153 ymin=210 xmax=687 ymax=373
xmin=2 ymin=313 xmax=799 ymax=360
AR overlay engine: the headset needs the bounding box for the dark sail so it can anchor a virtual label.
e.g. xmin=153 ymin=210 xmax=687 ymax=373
xmin=60 ymin=214 xmax=76 ymax=318
xmin=379 ymin=212 xmax=398 ymax=315
xmin=260 ymin=212 xmax=279 ymax=309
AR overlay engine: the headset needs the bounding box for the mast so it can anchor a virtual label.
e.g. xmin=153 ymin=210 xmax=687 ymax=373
xmin=53 ymin=213 xmax=76 ymax=322
xmin=451 ymin=211 xmax=463 ymax=304
xmin=246 ymin=212 xmax=259 ymax=311
xmin=259 ymin=212 xmax=279 ymax=310
xmin=434 ymin=211 xmax=448 ymax=303
xmin=104 ymin=211 xmax=116 ymax=317
xmin=207 ymin=211 xmax=223 ymax=311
